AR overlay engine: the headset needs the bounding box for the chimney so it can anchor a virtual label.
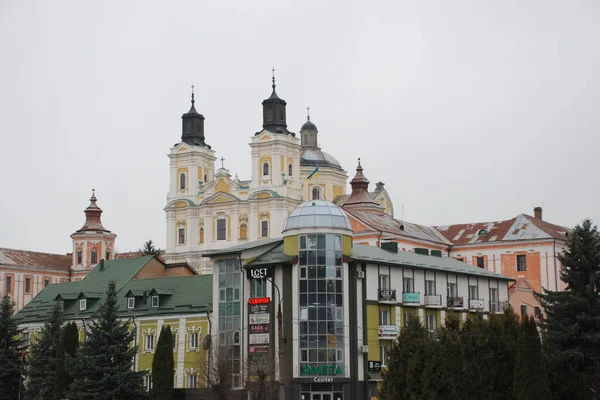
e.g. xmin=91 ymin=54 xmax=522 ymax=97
xmin=534 ymin=207 xmax=542 ymax=220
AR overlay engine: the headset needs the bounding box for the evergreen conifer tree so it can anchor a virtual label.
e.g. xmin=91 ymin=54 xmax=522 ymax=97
xmin=514 ymin=316 xmax=551 ymax=399
xmin=150 ymin=325 xmax=174 ymax=400
xmin=26 ymin=303 xmax=64 ymax=400
xmin=54 ymin=322 xmax=79 ymax=400
xmin=68 ymin=281 xmax=144 ymax=400
xmin=0 ymin=294 xmax=24 ymax=400
xmin=380 ymin=315 xmax=430 ymax=400
xmin=538 ymin=219 xmax=600 ymax=399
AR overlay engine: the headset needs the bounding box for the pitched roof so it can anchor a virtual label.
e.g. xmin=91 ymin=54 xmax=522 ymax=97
xmin=203 ymin=238 xmax=283 ymax=257
xmin=350 ymin=244 xmax=512 ymax=280
xmin=16 ymin=256 xmax=155 ymax=324
xmin=246 ymin=243 xmax=295 ymax=267
xmin=0 ymin=248 xmax=72 ymax=271
xmin=343 ymin=208 xmax=451 ymax=246
xmin=435 ymin=214 xmax=570 ymax=246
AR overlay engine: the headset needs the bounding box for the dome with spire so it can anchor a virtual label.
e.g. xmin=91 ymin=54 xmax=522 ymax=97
xmin=259 ymin=71 xmax=294 ymax=135
xmin=300 ymin=112 xmax=343 ymax=171
xmin=181 ymin=87 xmax=210 ymax=148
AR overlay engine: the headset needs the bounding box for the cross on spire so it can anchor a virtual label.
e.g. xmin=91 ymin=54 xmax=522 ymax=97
xmin=220 ymin=157 xmax=225 ymax=168
xmin=271 ymin=67 xmax=276 ymax=88
xmin=191 ymin=84 xmax=195 ymax=104
xmin=306 ymin=106 xmax=311 ymax=120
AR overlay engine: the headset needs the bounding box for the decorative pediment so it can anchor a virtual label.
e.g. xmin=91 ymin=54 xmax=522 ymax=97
xmin=165 ymin=199 xmax=196 ymax=209
xmin=201 ymin=192 xmax=240 ymax=205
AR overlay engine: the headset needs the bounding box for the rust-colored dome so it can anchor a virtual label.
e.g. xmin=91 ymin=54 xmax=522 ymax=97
xmin=76 ymin=190 xmax=111 ymax=233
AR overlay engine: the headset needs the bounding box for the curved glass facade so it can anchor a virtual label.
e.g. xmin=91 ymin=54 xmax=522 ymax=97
xmin=283 ymin=200 xmax=352 ymax=233
xmin=298 ymin=233 xmax=345 ymax=377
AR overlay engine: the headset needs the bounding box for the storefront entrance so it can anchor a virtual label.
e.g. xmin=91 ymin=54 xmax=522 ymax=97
xmin=300 ymin=384 xmax=343 ymax=400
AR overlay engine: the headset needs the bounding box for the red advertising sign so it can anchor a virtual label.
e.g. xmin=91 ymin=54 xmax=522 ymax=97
xmin=248 ymin=297 xmax=270 ymax=305
xmin=249 ymin=345 xmax=270 ymax=354
xmin=250 ymin=324 xmax=270 ymax=334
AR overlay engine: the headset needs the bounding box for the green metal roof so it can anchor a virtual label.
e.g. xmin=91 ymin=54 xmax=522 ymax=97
xmin=203 ymin=238 xmax=283 ymax=257
xmin=16 ymin=256 xmax=160 ymax=324
xmin=119 ymin=275 xmax=212 ymax=318
xmin=350 ymin=244 xmax=513 ymax=280
xmin=245 ymin=243 xmax=295 ymax=267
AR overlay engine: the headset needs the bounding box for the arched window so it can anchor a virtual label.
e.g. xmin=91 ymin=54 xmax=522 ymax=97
xmin=180 ymin=173 xmax=186 ymax=190
xmin=199 ymin=227 xmax=204 ymax=244
xmin=288 ymin=164 xmax=293 ymax=177
xmin=204 ymin=174 xmax=207 ymax=183
xmin=239 ymin=224 xmax=248 ymax=240
xmin=312 ymin=187 xmax=320 ymax=200
xmin=263 ymin=163 xmax=269 ymax=176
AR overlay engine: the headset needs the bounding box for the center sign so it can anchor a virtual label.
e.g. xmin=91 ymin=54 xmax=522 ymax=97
xmin=247 ymin=267 xmax=272 ymax=280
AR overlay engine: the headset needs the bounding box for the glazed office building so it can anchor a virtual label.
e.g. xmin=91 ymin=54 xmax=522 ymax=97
xmin=207 ymin=200 xmax=511 ymax=400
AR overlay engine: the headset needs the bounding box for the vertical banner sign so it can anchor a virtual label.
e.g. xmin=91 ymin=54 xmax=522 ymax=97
xmin=247 ymin=297 xmax=272 ymax=381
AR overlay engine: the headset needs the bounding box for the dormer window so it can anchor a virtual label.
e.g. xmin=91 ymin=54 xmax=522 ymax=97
xmin=180 ymin=173 xmax=186 ymax=190
xmin=151 ymin=295 xmax=159 ymax=308
xmin=80 ymin=299 xmax=87 ymax=311
xmin=478 ymin=229 xmax=488 ymax=236
xmin=127 ymin=297 xmax=135 ymax=309
xmin=263 ymin=163 xmax=270 ymax=176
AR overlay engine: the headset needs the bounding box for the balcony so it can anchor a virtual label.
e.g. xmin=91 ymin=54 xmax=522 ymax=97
xmin=469 ymin=299 xmax=484 ymax=310
xmin=402 ymin=292 xmax=420 ymax=304
xmin=447 ymin=296 xmax=464 ymax=308
xmin=378 ymin=289 xmax=397 ymax=303
xmin=489 ymin=301 xmax=505 ymax=313
xmin=424 ymin=294 xmax=442 ymax=306
xmin=378 ymin=324 xmax=399 ymax=339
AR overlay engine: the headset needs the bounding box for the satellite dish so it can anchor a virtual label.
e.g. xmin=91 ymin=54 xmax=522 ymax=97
xmin=202 ymin=334 xmax=212 ymax=350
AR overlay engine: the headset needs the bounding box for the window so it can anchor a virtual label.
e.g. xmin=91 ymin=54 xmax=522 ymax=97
xmin=469 ymin=285 xmax=479 ymax=300
xmin=426 ymin=313 xmax=437 ymax=331
xmin=199 ymin=227 xmax=204 ymax=244
xmin=204 ymin=174 xmax=207 ymax=182
xmin=379 ymin=309 xmax=390 ymax=325
xmin=380 ymin=344 xmax=390 ymax=366
xmin=24 ymin=277 xmax=31 ymax=294
xmin=425 ymin=280 xmax=436 ymax=295
xmin=77 ymin=251 xmax=82 ymax=264
xmin=490 ymin=288 xmax=499 ymax=312
xmin=187 ymin=374 xmax=197 ymax=388
xmin=105 ymin=251 xmax=110 ymax=260
xmin=520 ymin=304 xmax=528 ymax=317
xmin=250 ymin=278 xmax=266 ymax=298
xmin=403 ymin=277 xmax=413 ymax=293
xmin=178 ymin=228 xmax=185 ymax=245
xmin=217 ymin=219 xmax=226 ymax=241
xmin=189 ymin=332 xmax=199 ymax=349
xmin=262 ymin=163 xmax=269 ymax=176
xmin=448 ymin=282 xmax=457 ymax=298
xmin=127 ymin=297 xmax=135 ymax=309
xmin=145 ymin=334 xmax=155 ymax=351
xmin=239 ymin=224 xmax=247 ymax=240
xmin=5 ymin=276 xmax=11 ymax=293
xmin=23 ymin=332 xmax=30 ymax=346
xmin=311 ymin=186 xmax=320 ymax=200
xmin=151 ymin=295 xmax=159 ymax=307
xmin=144 ymin=375 xmax=152 ymax=392
xmin=379 ymin=274 xmax=390 ymax=290
xmin=261 ymin=220 xmax=269 ymax=238
xmin=80 ymin=299 xmax=87 ymax=311
xmin=180 ymin=173 xmax=186 ymax=189
xmin=517 ymin=255 xmax=527 ymax=271
xmin=91 ymin=251 xmax=97 ymax=264
xmin=288 ymin=164 xmax=293 ymax=177
xmin=44 ymin=278 xmax=50 ymax=288
xmin=476 ymin=256 xmax=485 ymax=269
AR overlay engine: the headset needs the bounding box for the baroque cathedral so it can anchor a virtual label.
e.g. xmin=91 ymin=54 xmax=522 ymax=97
xmin=164 ymin=77 xmax=392 ymax=273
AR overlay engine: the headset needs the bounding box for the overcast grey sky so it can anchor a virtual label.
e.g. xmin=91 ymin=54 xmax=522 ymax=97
xmin=1 ymin=0 xmax=598 ymax=255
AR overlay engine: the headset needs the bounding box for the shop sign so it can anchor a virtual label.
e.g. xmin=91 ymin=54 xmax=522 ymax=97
xmin=368 ymin=361 xmax=382 ymax=372
xmin=378 ymin=324 xmax=399 ymax=338
xmin=379 ymin=289 xmax=396 ymax=302
xmin=448 ymin=297 xmax=464 ymax=308
xmin=402 ymin=292 xmax=421 ymax=303
xmin=469 ymin=299 xmax=484 ymax=309
xmin=247 ymin=267 xmax=272 ymax=280
xmin=250 ymin=324 xmax=269 ymax=334
xmin=248 ymin=297 xmax=270 ymax=305
xmin=249 ymin=333 xmax=270 ymax=345
xmin=424 ymin=295 xmax=442 ymax=306
xmin=249 ymin=313 xmax=270 ymax=324
xmin=313 ymin=377 xmax=334 ymax=383
xmin=301 ymin=364 xmax=344 ymax=376
xmin=249 ymin=345 xmax=270 ymax=354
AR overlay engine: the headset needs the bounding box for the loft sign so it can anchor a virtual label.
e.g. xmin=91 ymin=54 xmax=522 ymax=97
xmin=301 ymin=365 xmax=343 ymax=376
xmin=247 ymin=267 xmax=272 ymax=279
